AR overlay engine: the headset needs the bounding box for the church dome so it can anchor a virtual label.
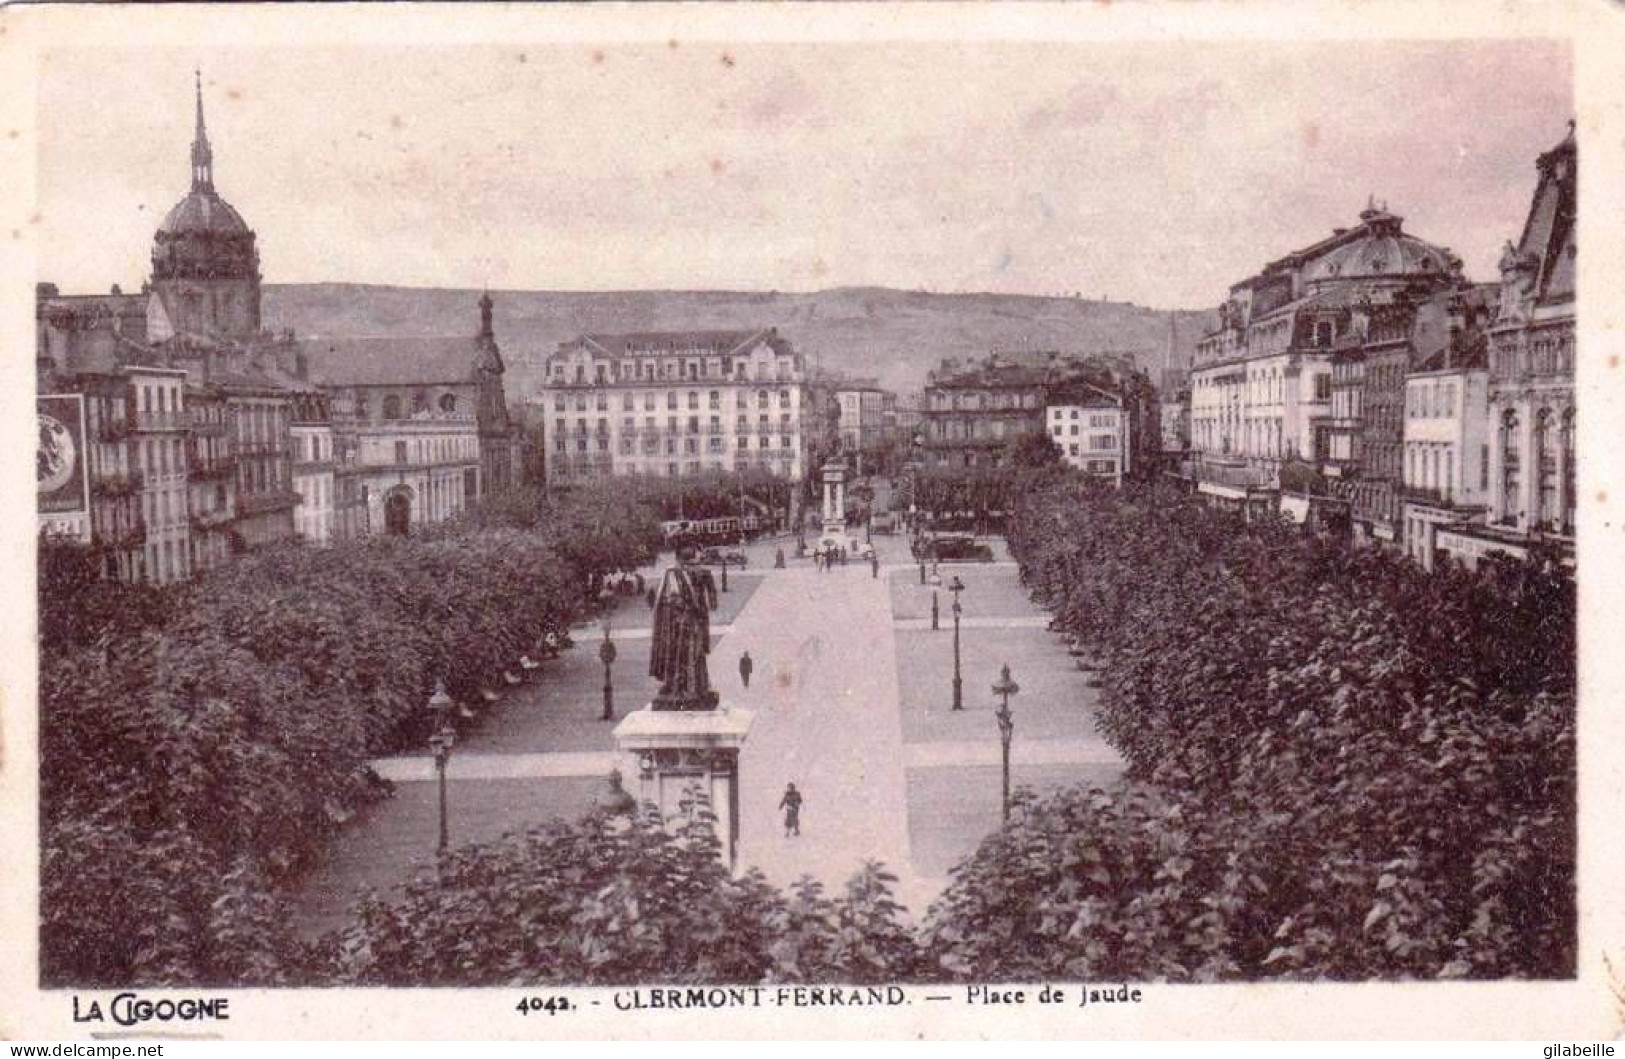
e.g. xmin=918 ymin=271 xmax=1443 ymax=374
xmin=158 ymin=188 xmax=251 ymax=237
xmin=1303 ymin=203 xmax=1461 ymax=286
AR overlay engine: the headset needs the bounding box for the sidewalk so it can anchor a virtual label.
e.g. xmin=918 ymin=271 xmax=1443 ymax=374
xmin=728 ymin=566 xmax=917 ymax=906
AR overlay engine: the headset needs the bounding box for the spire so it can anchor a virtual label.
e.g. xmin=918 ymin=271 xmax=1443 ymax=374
xmin=191 ymin=68 xmax=214 ymax=192
xmin=478 ymin=290 xmax=494 ymax=338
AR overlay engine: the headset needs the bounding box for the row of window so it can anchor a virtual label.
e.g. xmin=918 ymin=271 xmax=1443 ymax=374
xmin=551 ymin=388 xmax=794 ymax=414
xmin=1050 ymin=425 xmax=1118 ymax=449
xmin=1406 ymin=381 xmax=1460 ymax=419
xmin=555 ymin=354 xmax=798 ymax=386
xmin=929 ymin=391 xmax=1041 ymax=411
xmin=358 ymin=391 xmax=460 ymax=420
xmin=557 ymin=434 xmax=796 ymax=455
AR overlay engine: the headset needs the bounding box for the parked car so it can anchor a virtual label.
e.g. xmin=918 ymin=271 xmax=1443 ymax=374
xmin=919 ymin=535 xmax=994 ymax=563
xmin=700 ymin=547 xmax=748 ymax=568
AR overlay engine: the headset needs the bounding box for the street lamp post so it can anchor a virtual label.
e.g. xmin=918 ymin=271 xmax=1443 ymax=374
xmin=599 ymin=623 xmax=618 ymax=721
xmin=992 ymin=663 xmax=1020 ymax=820
xmin=427 ymin=679 xmax=456 ymax=855
xmin=929 ymin=571 xmax=941 ymax=631
xmin=949 ymin=575 xmax=966 ymax=711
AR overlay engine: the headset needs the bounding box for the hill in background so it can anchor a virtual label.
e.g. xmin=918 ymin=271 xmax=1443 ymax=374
xmin=264 ymin=284 xmax=1218 ymax=401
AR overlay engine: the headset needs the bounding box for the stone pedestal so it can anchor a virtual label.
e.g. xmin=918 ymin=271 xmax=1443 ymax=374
xmin=612 ymin=704 xmax=755 ymax=869
xmin=820 ymin=459 xmax=848 ymax=532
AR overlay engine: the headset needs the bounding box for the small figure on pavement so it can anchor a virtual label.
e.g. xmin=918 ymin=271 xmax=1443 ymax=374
xmin=871 ymin=553 xmax=880 ymax=578
xmin=779 ymin=782 xmax=803 ymax=837
xmin=646 ymin=587 xmax=657 ymax=609
xmin=739 ymin=650 xmax=754 ymax=688
xmin=775 ymin=547 xmax=786 ymax=569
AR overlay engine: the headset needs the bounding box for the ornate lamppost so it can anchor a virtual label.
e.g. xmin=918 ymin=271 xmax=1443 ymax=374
xmin=992 ymin=663 xmax=1019 ymax=820
xmin=427 ymin=679 xmax=456 ymax=855
xmin=599 ymin=623 xmax=618 ymax=721
xmin=949 ymin=575 xmax=966 ymax=711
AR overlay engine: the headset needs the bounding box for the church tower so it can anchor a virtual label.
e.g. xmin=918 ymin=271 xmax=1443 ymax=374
xmin=150 ymin=71 xmax=263 ymax=342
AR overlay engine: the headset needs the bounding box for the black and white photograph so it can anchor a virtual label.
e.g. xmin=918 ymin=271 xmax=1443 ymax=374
xmin=4 ymin=0 xmax=1622 ymax=1042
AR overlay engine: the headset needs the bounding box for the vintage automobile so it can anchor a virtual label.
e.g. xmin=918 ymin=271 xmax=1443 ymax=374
xmin=913 ymin=534 xmax=994 ymax=563
xmin=699 ymin=547 xmax=749 ymax=568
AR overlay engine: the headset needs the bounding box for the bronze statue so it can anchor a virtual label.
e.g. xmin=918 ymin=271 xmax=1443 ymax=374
xmin=649 ymin=550 xmax=719 ymax=711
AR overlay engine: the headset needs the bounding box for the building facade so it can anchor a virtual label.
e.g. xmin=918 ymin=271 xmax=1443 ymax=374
xmin=1188 ymin=202 xmax=1465 ymax=514
xmin=1400 ymin=362 xmax=1490 ymax=570
xmin=290 ymin=388 xmax=336 ymax=545
xmin=1046 ymin=386 xmax=1129 ymax=484
xmin=535 ymin=329 xmax=809 ymax=485
xmin=1439 ymin=127 xmax=1577 ymax=571
xmin=919 ymin=357 xmax=1049 ymax=469
xmin=834 ymin=382 xmax=891 ymax=472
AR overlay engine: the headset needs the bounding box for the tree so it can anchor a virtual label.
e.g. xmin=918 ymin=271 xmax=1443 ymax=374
xmin=1004 ymin=431 xmax=1063 ymax=469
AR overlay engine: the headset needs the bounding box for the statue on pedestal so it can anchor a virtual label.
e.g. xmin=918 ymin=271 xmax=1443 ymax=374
xmin=649 ymin=548 xmax=719 ymax=711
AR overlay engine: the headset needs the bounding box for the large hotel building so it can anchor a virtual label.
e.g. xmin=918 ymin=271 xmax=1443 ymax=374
xmin=536 ymin=329 xmax=810 ymax=485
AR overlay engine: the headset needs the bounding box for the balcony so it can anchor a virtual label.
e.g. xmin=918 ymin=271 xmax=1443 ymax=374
xmin=134 ymin=410 xmax=189 ymax=432
xmin=187 ymin=412 xmax=228 ymax=436
xmin=1400 ymin=484 xmax=1457 ymax=508
xmin=237 ymin=489 xmax=301 ymax=516
xmin=1191 ymin=459 xmax=1271 ymax=489
xmin=188 ymin=456 xmax=237 ymax=481
xmin=93 ymin=518 xmax=147 ymax=551
xmin=190 ymin=508 xmax=235 ymax=532
xmin=91 ymin=470 xmax=145 ymax=498
xmin=234 ymin=441 xmax=290 ymax=458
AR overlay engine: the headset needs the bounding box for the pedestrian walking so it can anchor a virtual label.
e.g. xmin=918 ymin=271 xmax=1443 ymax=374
xmin=739 ymin=650 xmax=754 ymax=688
xmin=774 ymin=548 xmax=786 ymax=569
xmin=871 ymin=553 xmax=880 ymax=579
xmin=646 ymin=587 xmax=657 ymax=609
xmin=779 ymin=782 xmax=803 ymax=837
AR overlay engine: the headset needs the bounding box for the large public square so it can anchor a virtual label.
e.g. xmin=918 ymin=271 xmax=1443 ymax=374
xmin=291 ymin=523 xmax=1124 ymax=936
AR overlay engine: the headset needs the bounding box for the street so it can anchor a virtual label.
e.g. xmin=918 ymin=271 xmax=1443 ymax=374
xmin=289 ymin=527 xmax=1123 ymax=934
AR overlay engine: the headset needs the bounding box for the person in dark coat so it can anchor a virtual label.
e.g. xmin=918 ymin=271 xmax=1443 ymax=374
xmin=646 ymin=586 xmax=657 ymax=609
xmin=871 ymin=553 xmax=880 ymax=578
xmin=739 ymin=650 xmax=754 ymax=688
xmin=779 ymin=782 xmax=803 ymax=837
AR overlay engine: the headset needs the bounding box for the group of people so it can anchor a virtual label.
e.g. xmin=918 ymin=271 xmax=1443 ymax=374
xmin=811 ymin=544 xmax=851 ymax=570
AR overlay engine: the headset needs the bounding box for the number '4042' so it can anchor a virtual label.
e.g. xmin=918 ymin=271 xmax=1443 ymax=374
xmin=516 ymin=996 xmax=573 ymax=1016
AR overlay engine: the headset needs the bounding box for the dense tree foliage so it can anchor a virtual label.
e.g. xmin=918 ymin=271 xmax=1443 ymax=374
xmin=40 ymin=470 xmax=1576 ymax=986
xmin=40 ymin=500 xmax=647 ymax=987
xmin=981 ymin=477 xmax=1576 ymax=980
xmin=316 ymin=795 xmax=919 ymax=986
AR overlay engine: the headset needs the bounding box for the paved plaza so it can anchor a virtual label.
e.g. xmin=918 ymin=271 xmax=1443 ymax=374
xmin=289 ymin=529 xmax=1122 ymax=935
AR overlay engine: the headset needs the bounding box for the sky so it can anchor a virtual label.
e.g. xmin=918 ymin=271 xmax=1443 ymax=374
xmin=36 ymin=40 xmax=1572 ymax=310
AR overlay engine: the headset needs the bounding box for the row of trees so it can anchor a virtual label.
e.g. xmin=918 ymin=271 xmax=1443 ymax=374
xmin=1000 ymin=478 xmax=1575 ymax=979
xmin=312 ymin=473 xmax=1574 ymax=985
xmin=42 ymin=467 xmax=1575 ymax=986
xmin=39 ymin=488 xmax=657 ymax=987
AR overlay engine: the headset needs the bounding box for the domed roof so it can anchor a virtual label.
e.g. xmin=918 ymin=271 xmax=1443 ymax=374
xmin=1303 ymin=206 xmax=1459 ymax=286
xmin=158 ymin=189 xmax=251 ymax=237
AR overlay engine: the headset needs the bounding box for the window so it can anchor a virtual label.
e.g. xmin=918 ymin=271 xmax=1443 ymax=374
xmin=383 ymin=394 xmax=402 ymax=420
xmin=394 ymin=440 xmax=408 ymax=464
xmin=667 ymin=392 xmax=678 ymax=410
xmin=709 ymin=391 xmax=720 ymax=410
xmin=439 ymin=393 xmax=457 ymax=414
